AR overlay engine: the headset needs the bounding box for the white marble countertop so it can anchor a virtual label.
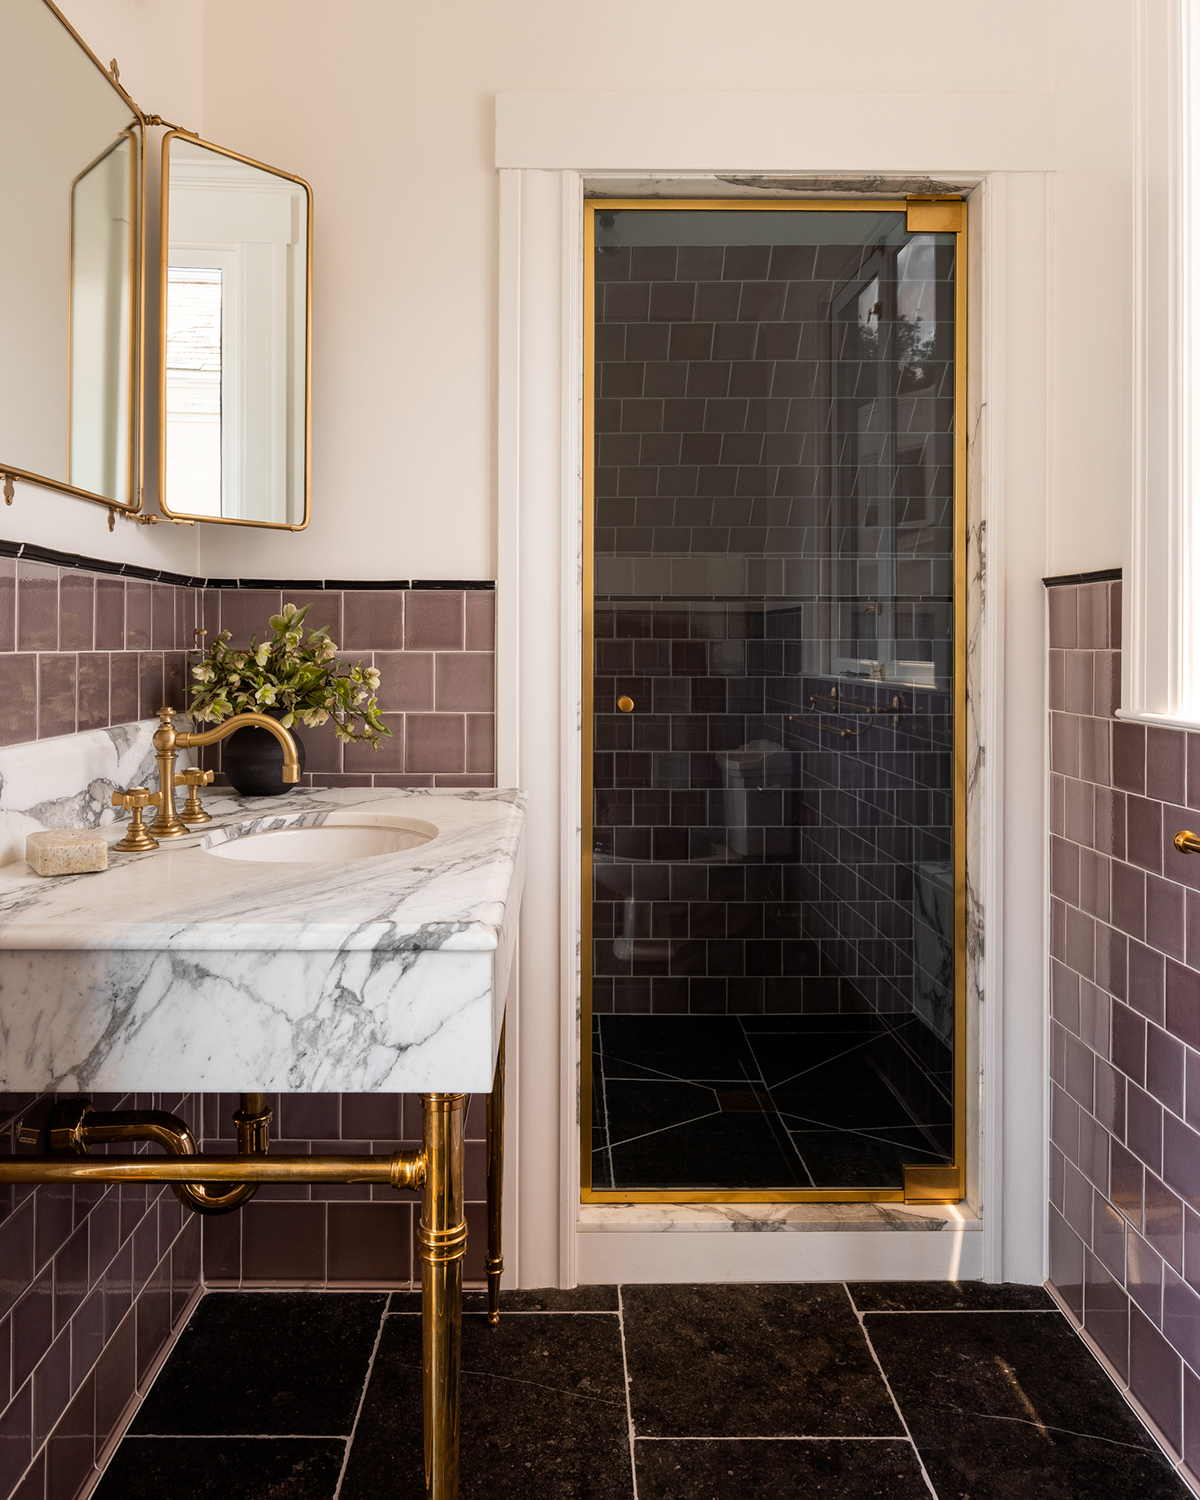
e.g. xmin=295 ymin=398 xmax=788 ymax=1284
xmin=0 ymin=787 xmax=525 ymax=1094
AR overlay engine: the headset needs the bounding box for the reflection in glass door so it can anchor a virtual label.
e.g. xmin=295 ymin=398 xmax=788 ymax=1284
xmin=582 ymin=200 xmax=965 ymax=1202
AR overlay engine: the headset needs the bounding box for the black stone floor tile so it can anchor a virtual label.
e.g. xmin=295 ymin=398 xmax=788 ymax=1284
xmin=602 ymin=1078 xmax=721 ymax=1143
xmin=635 ymin=1438 xmax=932 ymax=1498
xmin=388 ymin=1286 xmax=620 ymax=1313
xmin=850 ymin=1281 xmax=1055 ymax=1312
xmin=608 ymin=1110 xmax=809 ymax=1190
xmin=621 ymin=1284 xmax=902 ymax=1438
xmin=92 ymin=1438 xmax=345 ymax=1499
xmin=341 ymin=1312 xmax=633 ymax=1499
xmin=868 ymin=1309 xmax=1190 ymax=1497
xmin=130 ymin=1292 xmax=386 ymax=1436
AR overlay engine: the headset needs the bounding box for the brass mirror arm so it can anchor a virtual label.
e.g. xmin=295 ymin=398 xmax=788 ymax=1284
xmin=1176 ymin=831 xmax=1200 ymax=855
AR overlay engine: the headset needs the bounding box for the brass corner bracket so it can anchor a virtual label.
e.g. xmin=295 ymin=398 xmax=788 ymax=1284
xmin=902 ymin=1162 xmax=965 ymax=1204
xmin=906 ymin=195 xmax=965 ymax=233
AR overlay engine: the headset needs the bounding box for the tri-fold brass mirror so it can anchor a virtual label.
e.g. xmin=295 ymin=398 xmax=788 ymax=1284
xmin=159 ymin=134 xmax=312 ymax=529
xmin=0 ymin=0 xmax=313 ymax=530
xmin=0 ymin=0 xmax=143 ymax=512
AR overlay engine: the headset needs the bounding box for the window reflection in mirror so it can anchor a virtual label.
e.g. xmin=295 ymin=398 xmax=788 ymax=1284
xmin=0 ymin=0 xmax=140 ymax=507
xmin=160 ymin=135 xmax=310 ymax=527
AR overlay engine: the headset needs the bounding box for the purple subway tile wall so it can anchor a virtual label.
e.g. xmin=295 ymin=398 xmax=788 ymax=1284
xmin=0 ymin=558 xmax=498 ymax=1498
xmin=0 ymin=1095 xmax=202 ymax=1500
xmin=1046 ymin=576 xmax=1200 ymax=1477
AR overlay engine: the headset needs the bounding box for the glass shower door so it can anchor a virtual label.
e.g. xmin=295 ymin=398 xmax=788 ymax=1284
xmin=583 ymin=200 xmax=965 ymax=1202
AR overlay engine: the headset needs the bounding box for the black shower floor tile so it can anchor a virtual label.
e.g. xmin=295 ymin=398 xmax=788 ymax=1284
xmin=850 ymin=1281 xmax=1055 ymax=1312
xmin=92 ymin=1437 xmax=345 ymax=1499
xmin=620 ymin=1283 xmax=903 ymax=1438
xmin=867 ymin=1309 xmax=1189 ymax=1497
xmin=635 ymin=1437 xmax=933 ymax=1498
xmin=129 ymin=1291 xmax=387 ymax=1436
xmin=596 ymin=1015 xmax=759 ymax=1082
xmin=339 ymin=1311 xmax=633 ymax=1499
xmin=607 ymin=1110 xmax=810 ymax=1190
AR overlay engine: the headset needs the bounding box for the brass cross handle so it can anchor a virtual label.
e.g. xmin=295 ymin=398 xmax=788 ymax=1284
xmin=175 ymin=767 xmax=215 ymax=825
xmin=1175 ymin=831 xmax=1200 ymax=855
xmin=111 ymin=788 xmax=163 ymax=852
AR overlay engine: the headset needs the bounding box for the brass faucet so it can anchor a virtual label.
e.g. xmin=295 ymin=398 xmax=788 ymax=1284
xmin=148 ymin=705 xmax=301 ymax=839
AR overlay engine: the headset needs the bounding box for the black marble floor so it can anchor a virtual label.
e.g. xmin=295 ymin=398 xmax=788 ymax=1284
xmin=92 ymin=1282 xmax=1189 ymax=1498
xmin=592 ymin=1013 xmax=953 ymax=1191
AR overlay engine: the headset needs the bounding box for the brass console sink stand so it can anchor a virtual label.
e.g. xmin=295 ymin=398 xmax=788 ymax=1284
xmin=0 ymin=1030 xmax=507 ymax=1500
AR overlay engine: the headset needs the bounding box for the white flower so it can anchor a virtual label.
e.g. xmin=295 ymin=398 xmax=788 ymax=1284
xmin=254 ymin=644 xmax=270 ymax=666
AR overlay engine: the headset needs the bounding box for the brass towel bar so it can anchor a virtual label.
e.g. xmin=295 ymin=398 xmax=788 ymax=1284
xmin=1175 ymin=830 xmax=1200 ymax=855
xmin=0 ymin=1152 xmax=424 ymax=1189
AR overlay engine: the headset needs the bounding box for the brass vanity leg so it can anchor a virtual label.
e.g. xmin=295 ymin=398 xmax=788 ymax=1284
xmin=419 ymin=1092 xmax=467 ymax=1500
xmin=485 ymin=1019 xmax=505 ymax=1324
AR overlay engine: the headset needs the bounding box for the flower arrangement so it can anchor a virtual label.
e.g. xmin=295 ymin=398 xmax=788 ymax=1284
xmin=188 ymin=602 xmax=390 ymax=747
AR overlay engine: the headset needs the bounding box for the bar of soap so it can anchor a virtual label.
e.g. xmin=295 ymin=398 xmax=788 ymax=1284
xmin=26 ymin=829 xmax=108 ymax=876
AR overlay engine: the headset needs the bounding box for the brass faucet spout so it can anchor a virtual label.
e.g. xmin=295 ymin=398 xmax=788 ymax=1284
xmin=178 ymin=712 xmax=302 ymax=783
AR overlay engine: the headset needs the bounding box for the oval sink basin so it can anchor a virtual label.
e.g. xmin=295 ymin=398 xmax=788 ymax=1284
xmin=205 ymin=820 xmax=436 ymax=864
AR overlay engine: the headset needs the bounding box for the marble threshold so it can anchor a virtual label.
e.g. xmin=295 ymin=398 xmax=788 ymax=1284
xmin=577 ymin=1202 xmax=981 ymax=1232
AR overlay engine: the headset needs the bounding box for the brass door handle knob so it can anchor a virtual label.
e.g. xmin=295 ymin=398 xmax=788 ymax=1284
xmin=1176 ymin=831 xmax=1200 ymax=855
xmin=617 ymin=696 xmax=635 ymax=712
xmin=111 ymin=787 xmax=162 ymax=852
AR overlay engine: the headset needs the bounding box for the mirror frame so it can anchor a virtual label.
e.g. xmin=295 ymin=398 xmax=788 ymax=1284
xmin=0 ymin=0 xmax=145 ymax=516
xmin=157 ymin=130 xmax=313 ymax=531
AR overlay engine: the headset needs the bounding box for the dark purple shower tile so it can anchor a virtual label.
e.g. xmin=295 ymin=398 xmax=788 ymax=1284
xmin=240 ymin=1202 xmax=325 ymax=1282
xmin=33 ymin=1326 xmax=70 ymax=1447
xmin=1113 ymin=1000 xmax=1147 ymax=1085
xmin=1050 ymin=712 xmax=1080 ymax=777
xmin=1048 ymin=649 xmax=1065 ymax=711
xmin=340 ymin=1094 xmax=403 ymax=1140
xmin=1146 ymin=1169 xmax=1185 ymax=1275
xmin=164 ymin=653 xmax=188 ymax=711
xmin=1084 ymin=1248 xmax=1130 ymax=1377
xmin=1078 ymin=1109 xmax=1111 ymax=1190
xmin=94 ymin=1310 xmax=135 ymax=1451
xmin=1050 ymin=1206 xmax=1084 ymax=1319
xmin=109 ymin=654 xmax=138 ymax=725
xmin=1128 ymin=795 xmax=1164 ymax=874
xmin=278 ymin=1095 xmax=341 ymax=1138
xmin=1112 ymin=862 xmax=1145 ymax=941
xmin=344 ymin=591 xmax=404 ymax=650
xmin=137 ymin=654 xmax=164 ymax=720
xmin=151 ymin=585 xmax=175 ymax=650
xmin=1064 ymin=1030 xmax=1094 ymax=1111
xmin=1147 ymin=874 xmax=1186 ymax=959
xmin=76 ymin=654 xmax=109 ymax=731
xmin=12 ymin=1268 xmax=52 ymax=1391
xmin=94 ymin=577 xmax=124 ymax=650
xmin=1148 ymin=726 xmax=1189 ymax=804
xmin=45 ymin=1369 xmax=93 ymax=1500
xmin=174 ymin=587 xmax=195 ymax=652
xmin=282 ymin=589 xmax=341 ymax=641
xmin=16 ymin=563 xmax=57 ymax=652
xmin=201 ymin=588 xmax=221 ymax=644
xmin=344 ymin=716 xmax=404 ymax=773
xmin=1094 ymin=1193 xmax=1127 ymax=1278
xmin=1168 ymin=959 xmax=1200 ymax=1050
xmin=1078 ymin=582 xmax=1110 ymax=648
xmin=0 ymin=557 xmax=15 ymax=651
xmin=406 ymin=714 xmax=464 ymax=774
xmin=1165 ymin=1112 xmax=1200 ymax=1207
xmin=1164 ymin=1265 xmax=1200 ymax=1373
xmin=1097 ymin=922 xmax=1128 ymax=1000
xmin=1048 ymin=584 xmax=1079 ymax=648
xmin=1052 ymin=1082 xmax=1080 ymax=1163
xmin=0 ymin=655 xmax=37 ymax=746
xmin=1052 ymin=960 xmax=1081 ymax=1031
xmin=1130 ymin=1228 xmax=1164 ymax=1323
xmin=1064 ymin=776 xmax=1094 ymax=846
xmin=1131 ymin=1302 xmax=1183 ymax=1451
xmin=435 ymin=653 xmax=494 ymax=712
xmin=1113 ymin=720 xmax=1147 ymax=795
xmin=0 ymin=1203 xmax=34 ymax=1323
xmin=1081 ymin=977 xmax=1111 ymax=1053
xmin=1163 ymin=802 xmax=1200 ymax=892
xmin=1148 ymin=1024 xmax=1186 ymax=1114
xmin=1111 ymin=580 xmax=1123 ymax=649
xmin=1112 ymin=1138 xmax=1144 ymax=1226
xmin=1051 ymin=897 xmax=1067 ymax=962
xmin=1050 ymin=835 xmax=1080 ymax=903
xmin=37 ymin=656 xmax=75 ymax=740
xmin=52 ymin=1225 xmax=87 ymax=1334
xmin=1051 ymin=773 xmax=1065 ymax=835
xmin=1130 ymin=942 xmax=1166 ymax=1024
xmin=1188 ymin=735 xmax=1200 ymax=813
xmin=1095 ymin=785 xmax=1126 ymax=859
xmin=465 ymin=591 xmax=495 ymax=650
xmin=405 ymin=592 xmax=463 ymax=651
xmin=57 ymin=572 xmax=93 ymax=652
xmin=295 ymin=716 xmax=341 ymax=774
xmin=220 ymin=590 xmax=282 ymax=648
xmin=0 ymin=1382 xmax=32 ymax=1500
xmin=1094 ymin=651 xmax=1120 ymax=719
xmin=1064 ymin=905 xmax=1096 ymax=979
xmin=373 ymin=652 xmax=433 ymax=711
xmin=1079 ymin=848 xmax=1110 ymax=922
xmin=1063 ymin=650 xmax=1094 ymax=716
xmin=1129 ymin=1083 xmax=1164 ymax=1174
xmin=1095 ymin=1057 xmax=1125 ymax=1134
xmin=124 ymin=581 xmax=151 ymax=651
xmin=1079 ymin=716 xmax=1111 ymax=786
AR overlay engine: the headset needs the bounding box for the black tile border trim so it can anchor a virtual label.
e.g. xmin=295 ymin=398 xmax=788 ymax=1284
xmin=1041 ymin=568 xmax=1122 ymax=588
xmin=0 ymin=540 xmax=495 ymax=591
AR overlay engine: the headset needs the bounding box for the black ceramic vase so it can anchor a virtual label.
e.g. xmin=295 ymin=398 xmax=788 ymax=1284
xmin=221 ymin=709 xmax=306 ymax=797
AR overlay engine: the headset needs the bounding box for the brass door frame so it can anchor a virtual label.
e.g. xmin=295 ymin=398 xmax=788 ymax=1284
xmin=580 ymin=197 xmax=968 ymax=1205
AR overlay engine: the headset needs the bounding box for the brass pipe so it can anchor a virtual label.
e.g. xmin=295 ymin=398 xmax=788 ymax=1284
xmin=485 ymin=1020 xmax=506 ymax=1324
xmin=420 ymin=1093 xmax=466 ymax=1500
xmin=0 ymin=1152 xmax=424 ymax=1189
xmin=1176 ymin=830 xmax=1200 ymax=855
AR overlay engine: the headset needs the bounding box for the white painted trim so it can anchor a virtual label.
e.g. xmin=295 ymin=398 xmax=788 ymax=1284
xmin=1115 ymin=705 xmax=1200 ymax=730
xmin=495 ymin=92 xmax=1056 ymax=173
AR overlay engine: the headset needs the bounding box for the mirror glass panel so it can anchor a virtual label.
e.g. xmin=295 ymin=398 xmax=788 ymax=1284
xmin=0 ymin=0 xmax=140 ymax=507
xmin=161 ymin=134 xmax=310 ymax=527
